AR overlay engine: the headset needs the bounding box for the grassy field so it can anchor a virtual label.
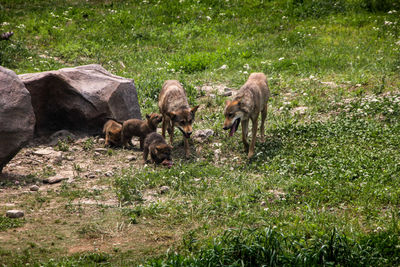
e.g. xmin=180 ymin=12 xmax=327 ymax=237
xmin=1 ymin=0 xmax=400 ymax=265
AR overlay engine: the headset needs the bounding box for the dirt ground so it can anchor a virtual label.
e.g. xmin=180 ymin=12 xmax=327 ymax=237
xmin=0 ymin=132 xmax=181 ymax=262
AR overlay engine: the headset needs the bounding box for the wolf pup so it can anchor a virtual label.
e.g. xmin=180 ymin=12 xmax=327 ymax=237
xmin=121 ymin=113 xmax=163 ymax=149
xmin=143 ymin=132 xmax=173 ymax=168
xmin=223 ymin=73 xmax=270 ymax=158
xmin=103 ymin=119 xmax=122 ymax=147
xmin=158 ymin=80 xmax=199 ymax=158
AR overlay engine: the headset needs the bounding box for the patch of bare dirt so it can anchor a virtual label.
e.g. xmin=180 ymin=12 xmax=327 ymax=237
xmin=0 ymin=131 xmax=178 ymax=262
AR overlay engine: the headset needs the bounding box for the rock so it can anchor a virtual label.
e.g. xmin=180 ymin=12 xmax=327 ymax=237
xmin=104 ymin=171 xmax=113 ymax=177
xmin=86 ymin=172 xmax=96 ymax=179
xmin=19 ymin=64 xmax=141 ymax=135
xmin=0 ymin=67 xmax=35 ymax=173
xmin=52 ymin=153 xmax=63 ymax=165
xmin=65 ymin=155 xmax=74 ymax=161
xmin=98 ymin=138 xmax=105 ymax=144
xmin=33 ymin=148 xmax=55 ymax=156
xmin=200 ymin=85 xmax=213 ymax=93
xmin=126 ymin=155 xmax=137 ymax=161
xmin=94 ymin=148 xmax=108 ymax=153
xmin=193 ymin=129 xmax=214 ymax=143
xmin=43 ymin=170 xmax=74 ymax=184
xmin=320 ymin=81 xmax=338 ymax=88
xmin=214 ymin=149 xmax=221 ymax=160
xmin=291 ymin=106 xmax=308 ymax=115
xmin=6 ymin=210 xmax=24 ymax=218
xmin=48 ymin=130 xmax=75 ymax=145
xmin=160 ymin=186 xmax=170 ymax=194
xmin=223 ymin=91 xmax=232 ymax=96
xmin=30 ymin=185 xmax=39 ymax=191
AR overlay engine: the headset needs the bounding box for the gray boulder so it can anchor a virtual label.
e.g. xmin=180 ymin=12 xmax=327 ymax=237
xmin=0 ymin=67 xmax=35 ymax=173
xmin=19 ymin=64 xmax=141 ymax=135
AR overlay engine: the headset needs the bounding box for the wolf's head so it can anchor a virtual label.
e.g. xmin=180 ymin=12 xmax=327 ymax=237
xmin=167 ymin=105 xmax=199 ymax=138
xmin=223 ymin=100 xmax=245 ymax=136
xmin=146 ymin=113 xmax=163 ymax=128
xmin=151 ymin=143 xmax=173 ymax=168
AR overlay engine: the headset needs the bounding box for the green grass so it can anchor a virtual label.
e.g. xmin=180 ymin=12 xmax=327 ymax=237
xmin=0 ymin=216 xmax=24 ymax=231
xmin=1 ymin=0 xmax=400 ymax=265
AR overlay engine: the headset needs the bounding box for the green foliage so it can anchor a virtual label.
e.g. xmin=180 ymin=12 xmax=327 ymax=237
xmin=0 ymin=216 xmax=24 ymax=231
xmin=146 ymin=227 xmax=400 ymax=266
xmin=82 ymin=138 xmax=94 ymax=151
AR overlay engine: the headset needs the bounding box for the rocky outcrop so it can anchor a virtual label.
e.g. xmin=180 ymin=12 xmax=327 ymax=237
xmin=0 ymin=67 xmax=35 ymax=173
xmin=19 ymin=64 xmax=141 ymax=135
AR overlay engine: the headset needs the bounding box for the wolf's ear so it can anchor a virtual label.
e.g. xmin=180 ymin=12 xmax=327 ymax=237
xmin=191 ymin=105 xmax=199 ymax=114
xmin=225 ymin=100 xmax=231 ymax=106
xmin=145 ymin=114 xmax=150 ymax=119
xmin=167 ymin=111 xmax=177 ymax=120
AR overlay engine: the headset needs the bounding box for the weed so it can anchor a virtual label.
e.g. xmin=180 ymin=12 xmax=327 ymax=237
xmin=82 ymin=137 xmax=94 ymax=151
xmin=56 ymin=139 xmax=69 ymax=152
xmin=0 ymin=216 xmax=24 ymax=231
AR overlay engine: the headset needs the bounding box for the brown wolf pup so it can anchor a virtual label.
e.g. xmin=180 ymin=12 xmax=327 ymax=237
xmin=143 ymin=132 xmax=173 ymax=168
xmin=158 ymin=80 xmax=199 ymax=158
xmin=103 ymin=119 xmax=122 ymax=147
xmin=223 ymin=73 xmax=270 ymax=158
xmin=121 ymin=113 xmax=163 ymax=149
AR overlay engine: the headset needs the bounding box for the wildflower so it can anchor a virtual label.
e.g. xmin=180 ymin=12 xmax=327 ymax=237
xmin=385 ymin=21 xmax=393 ymax=25
xmin=1 ymin=22 xmax=10 ymax=26
xmin=206 ymin=16 xmax=211 ymax=21
xmin=278 ymin=57 xmax=284 ymax=61
xmin=219 ymin=65 xmax=227 ymax=70
xmin=243 ymin=63 xmax=249 ymax=69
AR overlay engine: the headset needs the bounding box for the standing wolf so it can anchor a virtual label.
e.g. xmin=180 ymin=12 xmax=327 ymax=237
xmin=158 ymin=80 xmax=199 ymax=158
xmin=223 ymin=73 xmax=270 ymax=158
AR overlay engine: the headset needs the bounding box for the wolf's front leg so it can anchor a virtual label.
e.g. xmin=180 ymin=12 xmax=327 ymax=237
xmin=184 ymin=137 xmax=190 ymax=158
xmin=248 ymin=117 xmax=258 ymax=158
xmin=241 ymin=119 xmax=249 ymax=153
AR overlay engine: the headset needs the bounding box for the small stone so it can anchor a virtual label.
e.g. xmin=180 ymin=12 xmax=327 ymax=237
xmin=33 ymin=148 xmax=54 ymax=156
xmin=261 ymin=201 xmax=267 ymax=206
xmin=94 ymin=148 xmax=108 ymax=153
xmin=291 ymin=106 xmax=308 ymax=115
xmin=51 ymin=152 xmax=63 ymax=164
xmin=86 ymin=172 xmax=96 ymax=179
xmin=105 ymin=171 xmax=113 ymax=177
xmin=14 ymin=180 xmax=19 ymax=185
xmin=43 ymin=170 xmax=74 ymax=184
xmin=98 ymin=138 xmax=105 ymax=144
xmin=65 ymin=155 xmax=75 ymax=161
xmin=223 ymin=91 xmax=232 ymax=96
xmin=6 ymin=210 xmax=24 ymax=218
xmin=30 ymin=185 xmax=39 ymax=191
xmin=320 ymin=81 xmax=338 ymax=88
xmin=214 ymin=149 xmax=221 ymax=160
xmin=160 ymin=186 xmax=170 ymax=194
xmin=209 ymin=94 xmax=216 ymax=98
xmin=193 ymin=129 xmax=214 ymax=143
xmin=94 ymin=152 xmax=101 ymax=156
xmin=201 ymin=85 xmax=213 ymax=93
xmin=126 ymin=155 xmax=137 ymax=161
